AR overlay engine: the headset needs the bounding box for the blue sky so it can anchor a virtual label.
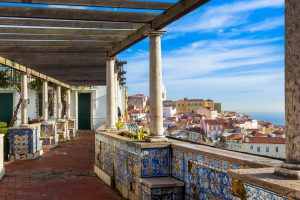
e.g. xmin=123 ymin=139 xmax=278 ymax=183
xmin=119 ymin=0 xmax=284 ymax=114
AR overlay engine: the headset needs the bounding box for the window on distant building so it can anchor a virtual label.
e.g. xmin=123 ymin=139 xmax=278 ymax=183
xmin=275 ymin=147 xmax=279 ymax=152
xmin=257 ymin=146 xmax=261 ymax=152
xmin=250 ymin=146 xmax=253 ymax=150
xmin=266 ymin=147 xmax=269 ymax=152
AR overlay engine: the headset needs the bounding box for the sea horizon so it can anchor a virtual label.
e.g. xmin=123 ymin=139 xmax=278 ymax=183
xmin=242 ymin=112 xmax=285 ymax=126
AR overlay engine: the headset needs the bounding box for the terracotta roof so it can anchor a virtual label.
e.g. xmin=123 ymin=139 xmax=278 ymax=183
xmin=205 ymin=120 xmax=222 ymax=126
xmin=246 ymin=137 xmax=285 ymax=144
xmin=227 ymin=134 xmax=244 ymax=140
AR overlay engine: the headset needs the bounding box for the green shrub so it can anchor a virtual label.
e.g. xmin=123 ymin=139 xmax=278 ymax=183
xmin=116 ymin=118 xmax=123 ymax=130
xmin=0 ymin=121 xmax=7 ymax=128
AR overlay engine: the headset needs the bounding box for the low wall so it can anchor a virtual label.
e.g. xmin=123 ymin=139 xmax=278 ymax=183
xmin=95 ymin=131 xmax=298 ymax=200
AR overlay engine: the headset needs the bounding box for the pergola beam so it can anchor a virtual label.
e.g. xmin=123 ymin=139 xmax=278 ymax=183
xmin=0 ymin=56 xmax=70 ymax=88
xmin=0 ymin=0 xmax=173 ymax=10
xmin=0 ymin=6 xmax=159 ymax=23
xmin=0 ymin=40 xmax=115 ymax=46
xmin=0 ymin=17 xmax=143 ymax=29
xmin=0 ymin=27 xmax=134 ymax=36
xmin=0 ymin=46 xmax=111 ymax=53
xmin=109 ymin=0 xmax=210 ymax=56
xmin=0 ymin=34 xmax=126 ymax=41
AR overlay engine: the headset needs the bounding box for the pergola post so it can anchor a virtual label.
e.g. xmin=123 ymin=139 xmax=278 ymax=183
xmin=144 ymin=29 xmax=167 ymax=142
xmin=56 ymin=86 xmax=62 ymax=120
xmin=115 ymin=70 xmax=119 ymax=121
xmin=66 ymin=89 xmax=71 ymax=119
xmin=20 ymin=73 xmax=28 ymax=127
xmin=275 ymin=0 xmax=300 ymax=179
xmin=106 ymin=57 xmax=116 ymax=129
xmin=42 ymin=81 xmax=48 ymax=122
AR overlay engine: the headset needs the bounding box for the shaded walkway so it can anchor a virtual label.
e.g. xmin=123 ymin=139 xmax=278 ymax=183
xmin=0 ymin=132 xmax=120 ymax=200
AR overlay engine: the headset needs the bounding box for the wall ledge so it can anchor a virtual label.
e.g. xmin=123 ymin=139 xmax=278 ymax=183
xmin=228 ymin=167 xmax=300 ymax=199
xmin=169 ymin=139 xmax=283 ymax=168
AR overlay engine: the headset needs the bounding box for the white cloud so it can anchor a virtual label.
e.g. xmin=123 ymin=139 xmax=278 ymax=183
xmin=166 ymin=0 xmax=284 ymax=34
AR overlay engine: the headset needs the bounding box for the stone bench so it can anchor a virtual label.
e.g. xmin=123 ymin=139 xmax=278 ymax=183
xmin=139 ymin=177 xmax=184 ymax=200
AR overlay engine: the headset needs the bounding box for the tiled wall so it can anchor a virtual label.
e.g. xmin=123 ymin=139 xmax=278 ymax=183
xmin=9 ymin=126 xmax=42 ymax=155
xmin=95 ymin=134 xmax=170 ymax=199
xmin=172 ymin=147 xmax=244 ymax=200
xmin=96 ymin=133 xmax=292 ymax=200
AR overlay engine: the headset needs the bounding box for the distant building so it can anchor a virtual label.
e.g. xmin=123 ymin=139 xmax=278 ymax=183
xmin=213 ymin=103 xmax=222 ymax=112
xmin=196 ymin=106 xmax=217 ymax=119
xmin=235 ymin=120 xmax=258 ymax=129
xmin=176 ymin=98 xmax=214 ymax=114
xmin=163 ymin=100 xmax=176 ymax=108
xmin=163 ymin=106 xmax=177 ymax=118
xmin=200 ymin=119 xmax=223 ymax=139
xmin=128 ymin=94 xmax=148 ymax=111
xmin=225 ymin=136 xmax=286 ymax=159
xmin=128 ymin=110 xmax=146 ymax=120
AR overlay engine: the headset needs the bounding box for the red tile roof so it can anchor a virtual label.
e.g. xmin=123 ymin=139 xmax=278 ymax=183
xmin=246 ymin=137 xmax=285 ymax=144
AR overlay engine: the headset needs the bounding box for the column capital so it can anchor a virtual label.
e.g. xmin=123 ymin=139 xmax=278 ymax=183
xmin=144 ymin=29 xmax=166 ymax=37
xmin=106 ymin=57 xmax=117 ymax=61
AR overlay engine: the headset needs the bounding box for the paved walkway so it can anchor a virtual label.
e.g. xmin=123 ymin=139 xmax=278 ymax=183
xmin=0 ymin=132 xmax=121 ymax=200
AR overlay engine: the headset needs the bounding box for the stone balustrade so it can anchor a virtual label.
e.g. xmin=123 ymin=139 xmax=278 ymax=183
xmin=95 ymin=131 xmax=300 ymax=200
xmin=67 ymin=119 xmax=76 ymax=139
xmin=56 ymin=120 xmax=69 ymax=142
xmin=40 ymin=121 xmax=58 ymax=150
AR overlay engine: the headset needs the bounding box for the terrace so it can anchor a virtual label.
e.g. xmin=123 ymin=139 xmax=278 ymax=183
xmin=0 ymin=0 xmax=299 ymax=200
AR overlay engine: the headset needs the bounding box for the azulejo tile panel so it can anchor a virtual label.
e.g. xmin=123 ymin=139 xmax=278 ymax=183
xmin=171 ymin=147 xmax=245 ymax=200
xmin=141 ymin=148 xmax=170 ymax=178
xmin=9 ymin=126 xmax=41 ymax=155
xmin=243 ymin=183 xmax=290 ymax=200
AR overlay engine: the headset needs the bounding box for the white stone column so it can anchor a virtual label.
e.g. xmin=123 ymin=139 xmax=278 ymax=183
xmin=20 ymin=73 xmax=28 ymax=126
xmin=115 ymin=71 xmax=119 ymax=121
xmin=145 ymin=30 xmax=167 ymax=142
xmin=106 ymin=57 xmax=116 ymax=129
xmin=56 ymin=86 xmax=62 ymax=120
xmin=42 ymin=81 xmax=48 ymax=122
xmin=66 ymin=89 xmax=71 ymax=119
xmin=74 ymin=90 xmax=78 ymax=130
xmin=275 ymin=0 xmax=300 ymax=179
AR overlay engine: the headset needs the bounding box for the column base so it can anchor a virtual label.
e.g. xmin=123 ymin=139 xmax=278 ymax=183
xmin=146 ymin=136 xmax=168 ymax=142
xmin=274 ymin=163 xmax=300 ymax=180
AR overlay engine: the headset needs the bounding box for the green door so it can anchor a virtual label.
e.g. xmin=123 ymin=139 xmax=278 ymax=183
xmin=0 ymin=93 xmax=13 ymax=124
xmin=78 ymin=93 xmax=91 ymax=130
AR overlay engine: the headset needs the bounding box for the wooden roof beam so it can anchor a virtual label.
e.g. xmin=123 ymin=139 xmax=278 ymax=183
xmin=0 ymin=0 xmax=173 ymax=10
xmin=0 ymin=6 xmax=159 ymax=23
xmin=0 ymin=46 xmax=111 ymax=53
xmin=0 ymin=17 xmax=143 ymax=29
xmin=109 ymin=0 xmax=210 ymax=56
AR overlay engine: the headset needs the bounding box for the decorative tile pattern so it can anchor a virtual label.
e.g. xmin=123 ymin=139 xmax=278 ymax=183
xmin=96 ymin=134 xmax=171 ymax=199
xmin=243 ymin=183 xmax=290 ymax=200
xmin=141 ymin=148 xmax=169 ymax=177
xmin=171 ymin=147 xmax=245 ymax=200
xmin=9 ymin=126 xmax=41 ymax=155
xmin=140 ymin=186 xmax=183 ymax=200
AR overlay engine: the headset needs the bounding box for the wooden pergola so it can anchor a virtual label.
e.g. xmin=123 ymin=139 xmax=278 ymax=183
xmin=0 ymin=0 xmax=209 ymax=86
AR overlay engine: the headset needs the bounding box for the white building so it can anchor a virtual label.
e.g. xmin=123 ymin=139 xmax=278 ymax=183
xmin=196 ymin=106 xmax=217 ymax=119
xmin=235 ymin=120 xmax=258 ymax=129
xmin=225 ymin=137 xmax=286 ymax=159
xmin=163 ymin=106 xmax=176 ymax=118
xmin=0 ymin=85 xmax=125 ymax=130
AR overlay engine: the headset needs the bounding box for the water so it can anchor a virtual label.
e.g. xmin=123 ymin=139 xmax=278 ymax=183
xmin=243 ymin=112 xmax=285 ymax=126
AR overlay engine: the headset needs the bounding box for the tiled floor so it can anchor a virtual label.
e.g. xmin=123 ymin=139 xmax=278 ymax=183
xmin=0 ymin=132 xmax=121 ymax=200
